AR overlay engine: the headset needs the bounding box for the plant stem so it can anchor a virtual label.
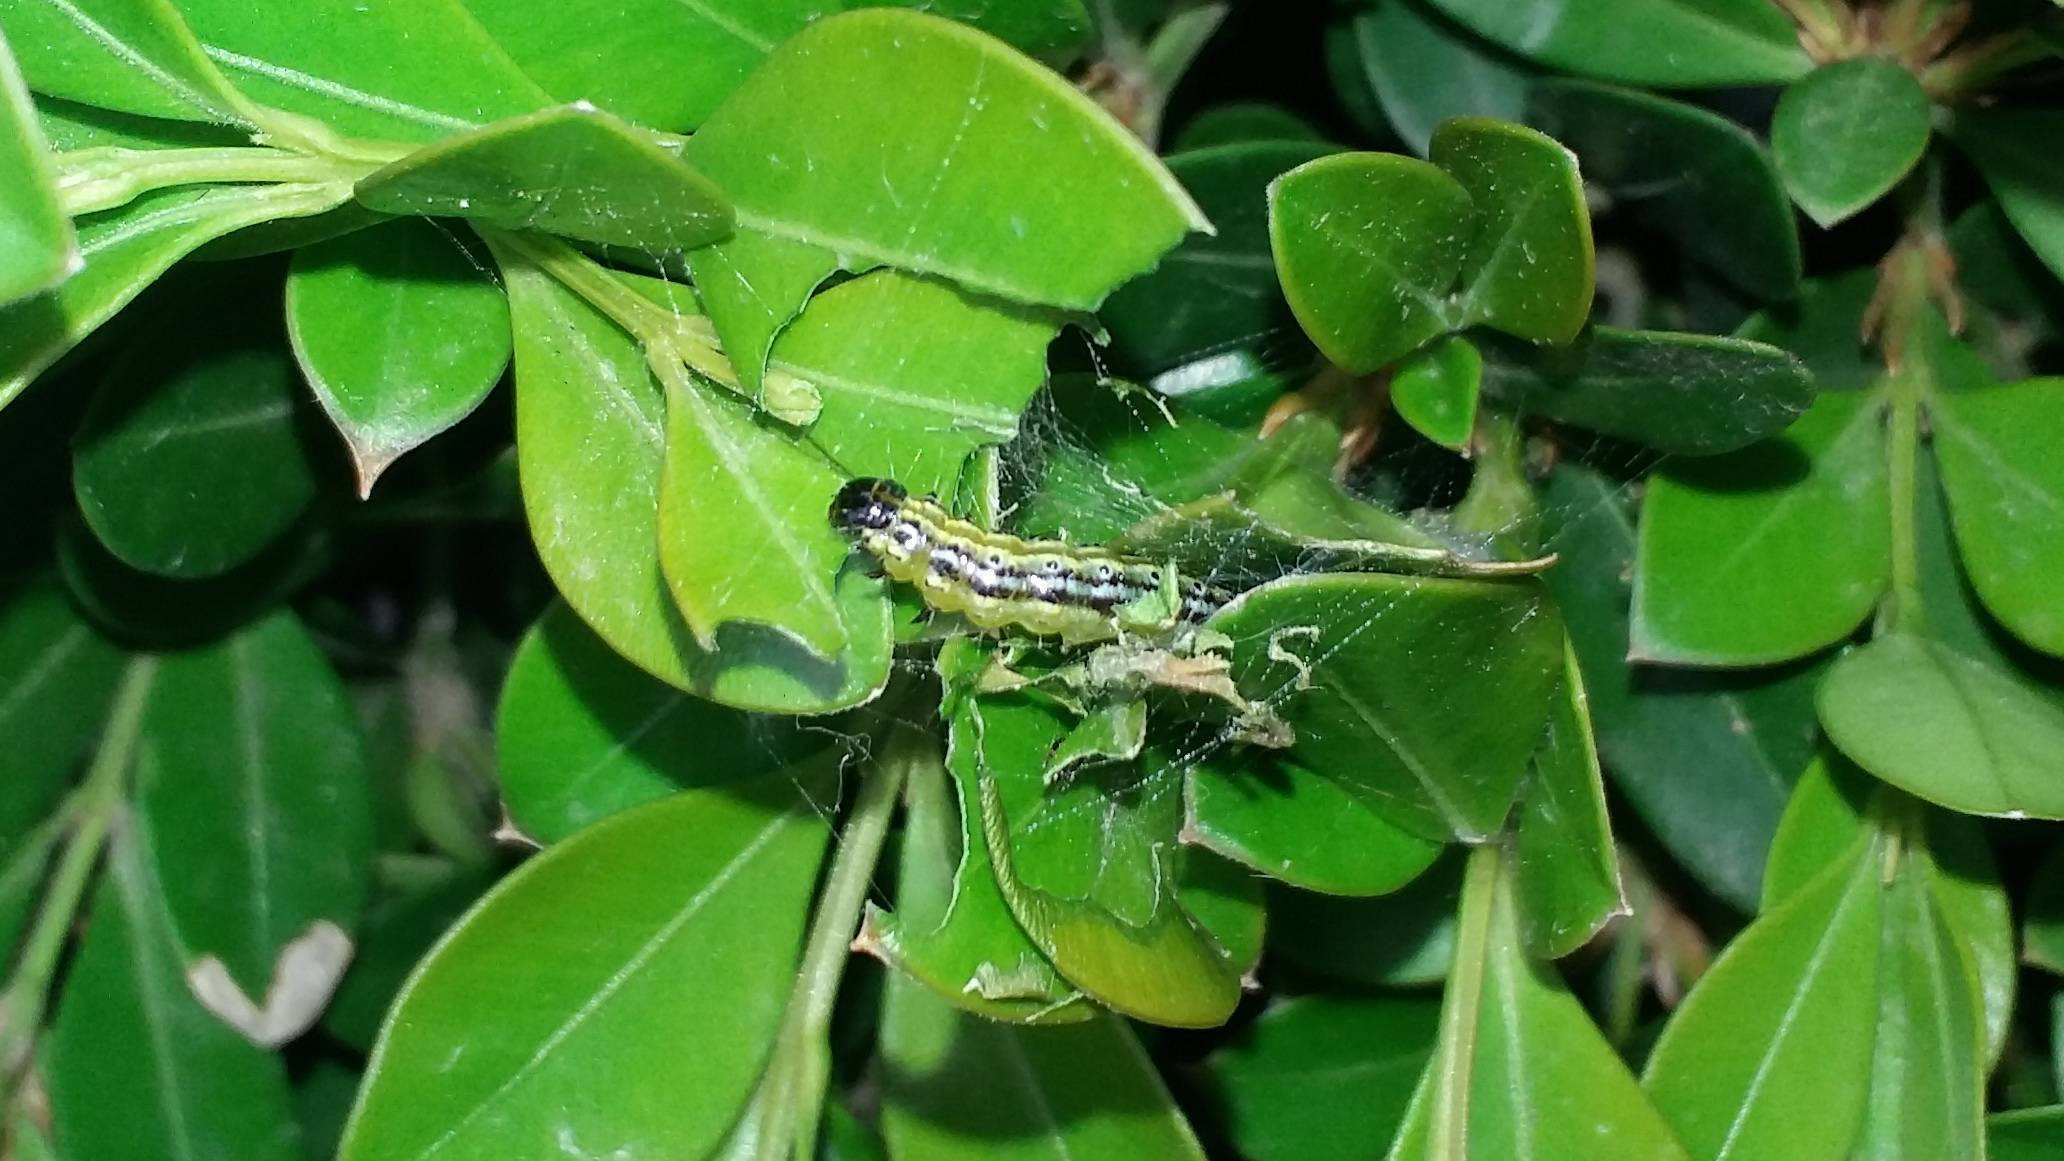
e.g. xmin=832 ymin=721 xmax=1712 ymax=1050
xmin=1427 ymin=842 xmax=1502 ymax=1160
xmin=735 ymin=728 xmax=911 ymax=1160
xmin=56 ymin=147 xmax=369 ymax=217
xmin=0 ymin=659 xmax=156 ymax=1095
xmin=1882 ymin=360 xmax=1926 ymax=638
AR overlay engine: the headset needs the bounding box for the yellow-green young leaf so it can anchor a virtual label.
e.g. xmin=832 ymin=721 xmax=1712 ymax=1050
xmin=1818 ymin=632 xmax=2064 ymax=819
xmin=1389 ymin=846 xmax=1688 ymax=1161
xmin=495 ymin=603 xmax=825 ymax=846
xmin=1929 ymin=377 xmax=2064 ymax=657
xmin=1267 ymin=151 xmax=1473 ymax=373
xmin=1643 ymin=833 xmax=1883 ymax=1161
xmin=47 ymin=829 xmax=300 ymax=1161
xmin=1430 ymin=117 xmax=1593 ymax=344
xmin=0 ymin=31 xmax=71 ymax=304
xmin=172 ymin=0 xmax=552 ymax=144
xmin=1950 ymin=109 xmax=2064 ymax=284
xmin=496 ymin=243 xmax=890 ymax=713
xmin=354 ymin=105 xmax=733 ymax=251
xmin=1633 ymin=390 xmax=1890 ymax=665
xmin=1212 ymin=573 xmax=1564 ymax=843
xmin=1208 ymin=994 xmax=1441 ymax=1161
xmin=880 ymin=984 xmax=1206 ymax=1160
xmin=135 ymin=612 xmax=372 ymax=1043
xmin=0 ymin=0 xmax=254 ymax=124
xmin=1771 ymin=58 xmax=1931 ymax=229
xmin=1420 ymin=0 xmax=1811 ymax=88
xmin=0 ymin=182 xmax=349 ymax=413
xmin=339 ymin=777 xmax=833 ymax=1161
xmin=286 ymin=218 xmax=510 ymax=496
xmin=1390 ymin=335 xmax=1480 ymax=451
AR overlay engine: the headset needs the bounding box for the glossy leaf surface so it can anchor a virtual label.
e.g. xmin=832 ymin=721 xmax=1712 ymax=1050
xmin=1421 ymin=0 xmax=1811 ymax=87
xmin=1431 ymin=117 xmax=1592 ymax=344
xmin=0 ymin=32 xmax=71 ymax=304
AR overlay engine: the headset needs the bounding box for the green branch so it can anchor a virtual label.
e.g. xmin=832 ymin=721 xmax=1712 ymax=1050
xmin=56 ymin=146 xmax=369 ymax=217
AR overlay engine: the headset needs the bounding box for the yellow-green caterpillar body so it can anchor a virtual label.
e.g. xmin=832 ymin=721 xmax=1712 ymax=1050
xmin=830 ymin=478 xmax=1228 ymax=644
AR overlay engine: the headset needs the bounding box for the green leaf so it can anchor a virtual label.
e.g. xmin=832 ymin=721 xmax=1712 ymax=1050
xmin=135 ymin=611 xmax=371 ymax=1044
xmin=1207 ymin=993 xmax=1441 ymax=1161
xmin=0 ymin=0 xmax=254 ymax=124
xmin=1929 ymin=377 xmax=2064 ymax=657
xmin=1101 ymin=140 xmax=1331 ymax=380
xmin=1542 ymin=463 xmax=1820 ymax=911
xmin=323 ymin=864 xmax=491 ymax=1053
xmin=1950 ymin=109 xmax=2064 ymax=284
xmin=1420 ymin=0 xmax=1811 ymax=87
xmin=682 ymin=227 xmax=839 ymax=395
xmin=1510 ymin=643 xmax=1626 ymax=958
xmin=1477 ymin=326 xmax=1813 ymax=454
xmin=1267 ymin=151 xmax=1472 ymax=373
xmin=859 ymin=711 xmax=1088 ymax=1024
xmin=1818 ymin=632 xmax=2064 ymax=818
xmin=777 ymin=269 xmax=1061 ymax=499
xmin=55 ymin=510 xmax=325 ymax=649
xmin=1170 ymin=102 xmax=1324 ymax=150
xmin=1643 ymin=831 xmax=1882 ymax=1161
xmin=1350 ymin=0 xmax=1531 ymax=157
xmin=339 ymin=776 xmax=832 ymax=1160
xmin=1212 ymin=572 xmax=1564 ymax=842
xmin=495 ymin=601 xmax=823 ymax=846
xmin=879 ymin=988 xmax=1206 ymax=1161
xmin=285 ymin=218 xmax=510 ymax=496
xmin=72 ymin=298 xmax=323 ymax=579
xmin=657 ymin=379 xmax=866 ymax=660
xmin=1430 ymin=117 xmax=1592 ymax=344
xmin=498 ymin=245 xmax=890 ymax=712
xmin=1993 ymin=1107 xmax=2064 ymax=1161
xmin=0 ymin=32 xmax=72 ymax=304
xmin=1633 ymin=390 xmax=1889 ymax=665
xmin=47 ymin=829 xmax=300 ymax=1161
xmin=0 ymin=182 xmax=350 ymax=414
xmin=1390 ymin=335 xmax=1480 ymax=451
xmin=171 ymin=0 xmax=552 ymax=144
xmin=1738 ymin=268 xmax=1882 ymax=392
xmin=355 ymin=105 xmax=732 ymax=250
xmin=970 ymin=683 xmax=1244 ymax=1028
xmin=1266 ymin=855 xmax=1462 ymax=988
xmin=0 ymin=576 xmax=124 ymax=852
xmin=35 ymin=94 xmax=242 ymax=151
xmin=2030 ymin=843 xmax=2064 ymax=976
xmin=685 ymin=8 xmax=1206 ymax=309
xmin=1389 ymin=846 xmax=1688 ymax=1160
xmin=462 ymin=0 xmax=825 ymax=132
xmin=1528 ymin=79 xmax=1800 ymax=302
xmin=1771 ymin=58 xmax=1932 ymax=229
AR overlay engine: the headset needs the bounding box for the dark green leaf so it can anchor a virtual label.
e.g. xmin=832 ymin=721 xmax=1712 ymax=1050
xmin=1479 ymin=326 xmax=1812 ymax=454
xmin=47 ymin=830 xmax=300 ymax=1161
xmin=495 ymin=601 xmax=822 ymax=845
xmin=1643 ymin=831 xmax=1882 ymax=1160
xmin=172 ymin=0 xmax=552 ymax=143
xmin=1420 ymin=0 xmax=1811 ymax=87
xmin=1266 ymin=855 xmax=1461 ymax=988
xmin=1950 ymin=109 xmax=2064 ymax=284
xmin=1737 ymin=268 xmax=1881 ymax=392
xmin=1528 ymin=79 xmax=1800 ymax=302
xmin=355 ymin=105 xmax=732 ymax=250
xmin=1390 ymin=334 xmax=1480 ymax=451
xmin=1929 ymin=376 xmax=2064 ymax=657
xmin=1207 ymin=993 xmax=1440 ymax=1161
xmin=0 ymin=576 xmax=123 ymax=851
xmin=0 ymin=182 xmax=350 ymax=414
xmin=1170 ymin=102 xmax=1324 ymax=150
xmin=1818 ymin=632 xmax=2064 ymax=818
xmin=1267 ymin=151 xmax=1472 ymax=372
xmin=1390 ymin=846 xmax=1687 ymax=1160
xmin=1993 ymin=1107 xmax=2064 ymax=1161
xmin=1772 ymin=58 xmax=1931 ymax=228
xmin=72 ymin=300 xmax=323 ymax=579
xmin=0 ymin=0 xmax=254 ymax=124
xmin=1350 ymin=0 xmax=1531 ymax=157
xmin=1213 ymin=572 xmax=1564 ymax=842
xmin=1542 ymin=463 xmax=1820 ymax=911
xmin=285 ymin=218 xmax=510 ymax=495
xmin=1430 ymin=117 xmax=1593 ymax=344
xmin=1510 ymin=644 xmax=1626 ymax=959
xmin=2030 ymin=842 xmax=2064 ymax=976
xmin=1633 ymin=390 xmax=1889 ymax=665
xmin=339 ymin=775 xmax=832 ymax=1160
xmin=0 ymin=32 xmax=72 ymax=304
xmin=323 ymin=865 xmax=491 ymax=1053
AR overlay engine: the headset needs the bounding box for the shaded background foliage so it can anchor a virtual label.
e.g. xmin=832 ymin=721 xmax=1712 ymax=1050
xmin=2 ymin=0 xmax=2064 ymax=1159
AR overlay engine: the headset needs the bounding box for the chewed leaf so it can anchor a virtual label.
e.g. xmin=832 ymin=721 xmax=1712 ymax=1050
xmin=187 ymin=920 xmax=353 ymax=1049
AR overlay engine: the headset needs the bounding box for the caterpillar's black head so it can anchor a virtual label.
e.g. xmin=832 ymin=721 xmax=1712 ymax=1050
xmin=830 ymin=477 xmax=906 ymax=535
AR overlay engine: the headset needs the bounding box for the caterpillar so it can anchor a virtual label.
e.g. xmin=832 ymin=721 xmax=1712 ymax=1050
xmin=831 ymin=478 xmax=1231 ymax=645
